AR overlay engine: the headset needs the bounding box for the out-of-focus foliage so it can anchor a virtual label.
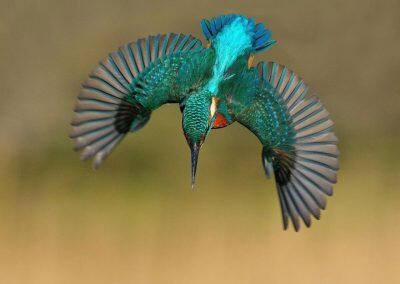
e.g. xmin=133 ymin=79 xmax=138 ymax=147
xmin=0 ymin=0 xmax=399 ymax=283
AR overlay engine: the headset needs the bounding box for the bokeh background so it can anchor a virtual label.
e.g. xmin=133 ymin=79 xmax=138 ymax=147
xmin=1 ymin=0 xmax=399 ymax=283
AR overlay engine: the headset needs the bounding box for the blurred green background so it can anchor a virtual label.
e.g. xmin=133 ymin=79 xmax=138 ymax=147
xmin=1 ymin=0 xmax=399 ymax=283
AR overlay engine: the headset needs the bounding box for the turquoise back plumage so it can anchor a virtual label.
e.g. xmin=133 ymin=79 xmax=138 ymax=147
xmin=201 ymin=14 xmax=276 ymax=53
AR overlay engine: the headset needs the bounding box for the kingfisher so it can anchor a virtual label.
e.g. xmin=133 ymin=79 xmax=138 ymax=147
xmin=70 ymin=14 xmax=339 ymax=231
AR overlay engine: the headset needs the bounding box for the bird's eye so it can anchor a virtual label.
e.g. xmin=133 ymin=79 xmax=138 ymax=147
xmin=179 ymin=102 xmax=185 ymax=113
xmin=200 ymin=134 xmax=206 ymax=144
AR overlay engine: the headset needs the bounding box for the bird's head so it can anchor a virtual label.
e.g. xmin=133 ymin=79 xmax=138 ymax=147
xmin=182 ymin=91 xmax=218 ymax=189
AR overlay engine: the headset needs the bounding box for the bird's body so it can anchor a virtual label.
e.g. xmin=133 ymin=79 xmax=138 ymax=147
xmin=70 ymin=14 xmax=339 ymax=231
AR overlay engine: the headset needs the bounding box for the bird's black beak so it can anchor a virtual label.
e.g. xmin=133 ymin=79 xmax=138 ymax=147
xmin=190 ymin=143 xmax=200 ymax=190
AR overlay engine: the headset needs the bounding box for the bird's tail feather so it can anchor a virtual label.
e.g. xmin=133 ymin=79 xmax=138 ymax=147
xmin=201 ymin=14 xmax=276 ymax=53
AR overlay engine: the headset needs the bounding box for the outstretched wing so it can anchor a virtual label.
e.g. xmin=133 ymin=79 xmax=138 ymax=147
xmin=227 ymin=62 xmax=339 ymax=231
xmin=70 ymin=33 xmax=214 ymax=168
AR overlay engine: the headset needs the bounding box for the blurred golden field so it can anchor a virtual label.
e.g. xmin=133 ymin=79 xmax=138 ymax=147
xmin=0 ymin=0 xmax=399 ymax=283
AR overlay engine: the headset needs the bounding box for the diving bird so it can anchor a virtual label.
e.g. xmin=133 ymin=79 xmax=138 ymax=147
xmin=70 ymin=14 xmax=339 ymax=231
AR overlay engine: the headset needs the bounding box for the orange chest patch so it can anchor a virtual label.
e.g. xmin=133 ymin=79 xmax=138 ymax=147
xmin=212 ymin=113 xmax=229 ymax=129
